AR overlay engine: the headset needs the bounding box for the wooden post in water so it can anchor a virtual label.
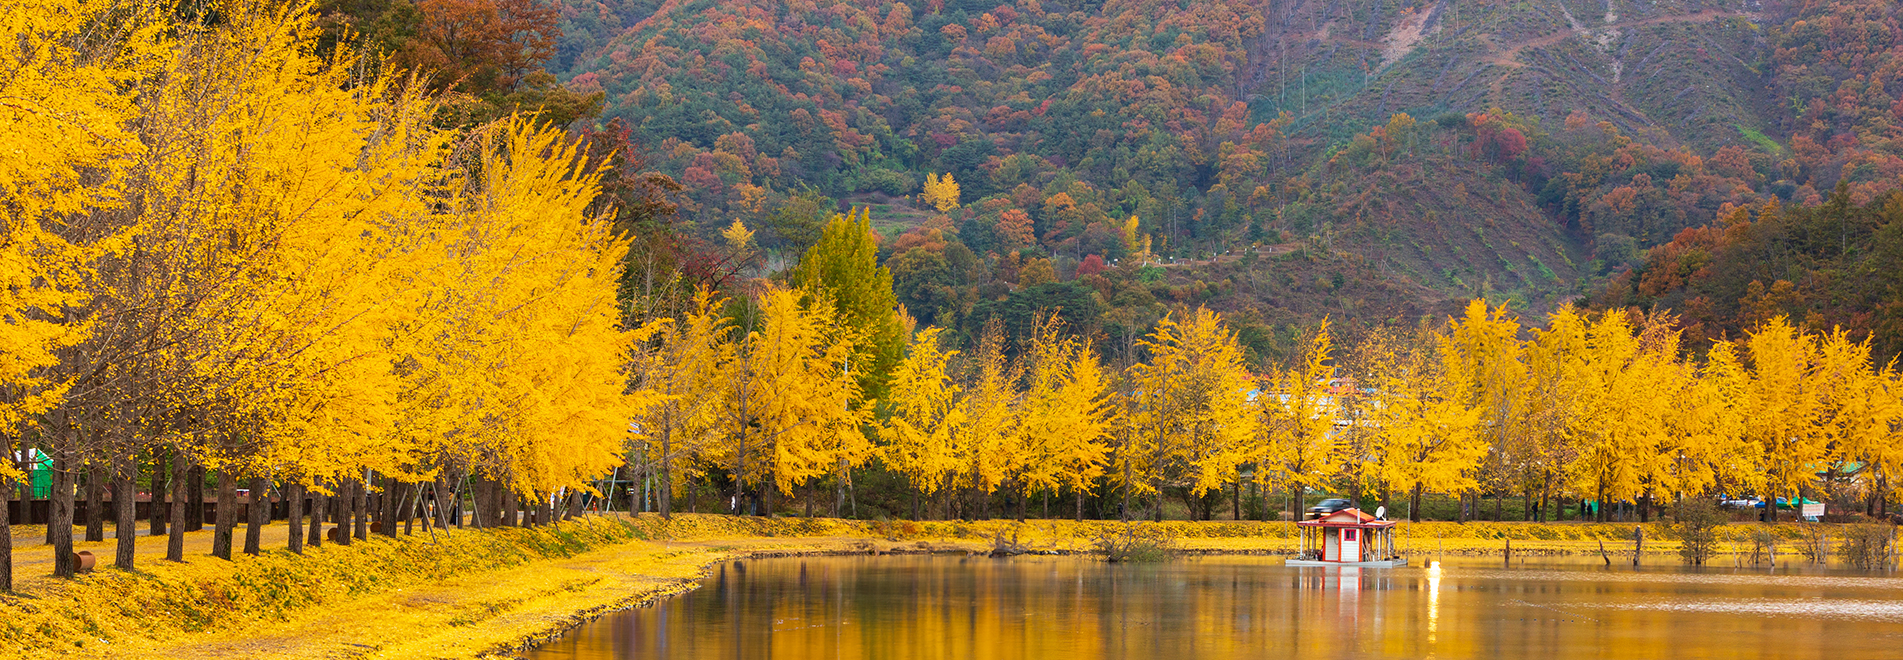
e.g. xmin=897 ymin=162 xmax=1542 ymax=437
xmin=1633 ymin=526 xmax=1642 ymax=566
xmin=1504 ymin=538 xmax=1512 ymax=567
xmin=1889 ymin=527 xmax=1897 ymax=572
xmin=1890 ymin=527 xmax=1897 ymax=572
xmin=1597 ymin=540 xmax=1611 ymax=566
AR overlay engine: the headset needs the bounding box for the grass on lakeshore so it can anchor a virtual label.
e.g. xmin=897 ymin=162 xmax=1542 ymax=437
xmin=3 ymin=516 xmax=650 ymax=658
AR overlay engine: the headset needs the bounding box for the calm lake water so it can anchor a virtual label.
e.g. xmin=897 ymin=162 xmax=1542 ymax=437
xmin=526 ymin=554 xmax=1903 ymax=659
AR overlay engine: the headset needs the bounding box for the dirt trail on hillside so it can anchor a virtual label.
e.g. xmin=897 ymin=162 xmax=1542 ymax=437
xmin=1481 ymin=9 xmax=1760 ymax=68
xmin=1279 ymin=9 xmax=1757 ymax=68
xmin=1247 ymin=8 xmax=1760 ymax=125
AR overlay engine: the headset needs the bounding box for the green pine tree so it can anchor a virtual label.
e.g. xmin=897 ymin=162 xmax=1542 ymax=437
xmin=793 ymin=207 xmax=906 ymax=402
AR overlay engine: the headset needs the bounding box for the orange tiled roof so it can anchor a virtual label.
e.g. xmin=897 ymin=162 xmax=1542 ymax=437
xmin=1296 ymin=507 xmax=1395 ymax=527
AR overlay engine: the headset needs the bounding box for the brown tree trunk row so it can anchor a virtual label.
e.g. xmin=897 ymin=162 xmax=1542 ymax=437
xmin=51 ymin=453 xmax=74 ymax=578
xmin=0 ymin=448 xmax=11 ymax=592
xmin=0 ymin=460 xmax=651 ymax=584
xmin=113 ymin=456 xmax=134 ymax=569
xmin=149 ymin=452 xmax=167 ymax=538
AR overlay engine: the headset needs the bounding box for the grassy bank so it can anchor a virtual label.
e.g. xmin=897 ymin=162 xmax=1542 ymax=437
xmin=2 ymin=515 xmax=1890 ymax=658
xmin=822 ymin=517 xmax=1885 ymax=558
xmin=4 ymin=517 xmax=650 ymax=658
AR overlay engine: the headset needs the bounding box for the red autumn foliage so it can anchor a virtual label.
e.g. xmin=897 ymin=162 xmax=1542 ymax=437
xmin=1076 ymin=254 xmax=1107 ymax=277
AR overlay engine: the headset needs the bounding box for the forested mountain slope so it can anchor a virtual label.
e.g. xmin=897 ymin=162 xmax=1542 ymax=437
xmin=549 ymin=0 xmax=1903 ymax=352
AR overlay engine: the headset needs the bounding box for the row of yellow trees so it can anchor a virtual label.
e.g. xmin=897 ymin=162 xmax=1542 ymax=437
xmin=11 ymin=0 xmax=1897 ymax=591
xmin=633 ymin=293 xmax=1903 ymax=526
xmin=2 ymin=0 xmax=650 ymax=584
xmin=1364 ymin=302 xmax=1902 ymax=524
xmin=627 ymin=300 xmax=1382 ymax=522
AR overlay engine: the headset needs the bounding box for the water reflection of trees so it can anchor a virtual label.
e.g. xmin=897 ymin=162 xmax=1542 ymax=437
xmin=536 ymin=556 xmax=1900 ymax=660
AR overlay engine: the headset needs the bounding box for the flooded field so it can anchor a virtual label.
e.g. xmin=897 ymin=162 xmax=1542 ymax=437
xmin=527 ymin=554 xmax=1903 ymax=659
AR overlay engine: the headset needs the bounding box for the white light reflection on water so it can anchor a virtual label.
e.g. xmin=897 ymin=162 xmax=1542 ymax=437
xmin=1599 ymin=597 xmax=1903 ymax=621
xmin=1426 ymin=560 xmax=1441 ymax=643
xmin=1439 ymin=566 xmax=1903 ymax=591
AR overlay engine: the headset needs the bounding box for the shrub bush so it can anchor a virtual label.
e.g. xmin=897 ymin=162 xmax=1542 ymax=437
xmin=1093 ymin=524 xmax=1179 ymax=563
xmin=1675 ymin=499 xmax=1726 ymax=565
xmin=1839 ymin=525 xmax=1896 ymax=570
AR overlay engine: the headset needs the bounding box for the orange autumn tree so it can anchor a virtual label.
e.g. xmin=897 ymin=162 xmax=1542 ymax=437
xmin=401 ymin=0 xmax=558 ymax=94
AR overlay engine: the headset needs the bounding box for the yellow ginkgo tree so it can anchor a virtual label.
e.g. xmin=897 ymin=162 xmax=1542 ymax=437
xmin=1016 ymin=317 xmax=1114 ymax=521
xmin=954 ymin=323 xmax=1022 ymax=516
xmin=920 ymin=173 xmax=961 ymax=212
xmin=718 ymin=286 xmax=872 ymax=513
xmin=1736 ymin=317 xmax=1827 ymax=521
xmin=1368 ymin=326 xmax=1485 ymax=522
xmin=0 ymin=0 xmax=164 ymax=587
xmin=884 ymin=326 xmax=966 ymax=518
xmin=1261 ymin=322 xmax=1344 ymax=521
xmin=632 ymin=289 xmax=727 ymax=518
xmin=1126 ymin=307 xmax=1257 ymax=521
